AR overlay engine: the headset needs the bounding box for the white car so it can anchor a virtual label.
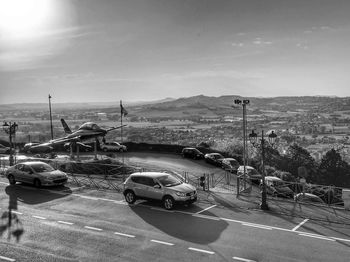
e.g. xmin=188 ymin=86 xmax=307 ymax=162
xmin=100 ymin=142 xmax=127 ymax=152
xmin=5 ymin=161 xmax=68 ymax=187
xmin=123 ymin=172 xmax=197 ymax=210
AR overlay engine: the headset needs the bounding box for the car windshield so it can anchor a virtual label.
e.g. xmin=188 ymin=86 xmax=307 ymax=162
xmin=31 ymin=163 xmax=55 ymax=173
xmin=158 ymin=175 xmax=182 ymax=187
xmin=214 ymin=154 xmax=223 ymax=159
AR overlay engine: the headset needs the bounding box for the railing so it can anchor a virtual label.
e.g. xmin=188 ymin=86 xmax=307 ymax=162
xmin=0 ymin=156 xmax=348 ymax=208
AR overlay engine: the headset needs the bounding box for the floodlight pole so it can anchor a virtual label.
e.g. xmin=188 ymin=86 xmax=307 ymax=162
xmin=234 ymin=99 xmax=250 ymax=190
xmin=48 ymin=94 xmax=53 ymax=140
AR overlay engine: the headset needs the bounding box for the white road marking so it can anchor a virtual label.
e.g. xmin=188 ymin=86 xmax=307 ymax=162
xmin=196 ymin=204 xmax=217 ymax=214
xmin=188 ymin=247 xmax=215 ymax=255
xmin=0 ymin=255 xmax=16 ymax=262
xmin=151 ymin=239 xmax=174 ymax=246
xmin=192 ymin=214 xmax=220 ymax=221
xmin=32 ymin=215 xmax=47 ymax=220
xmin=114 ymin=232 xmax=135 ymax=238
xmin=332 ymin=237 xmax=350 ymax=243
xmin=233 ymin=256 xmax=256 ymax=262
xmin=242 ymin=223 xmax=272 ymax=230
xmin=57 ymin=221 xmax=74 ymax=225
xmin=11 ymin=211 xmax=23 ymax=215
xmin=84 ymin=226 xmax=102 ymax=231
xmin=298 ymin=233 xmax=335 ymax=241
xmin=292 ymin=219 xmax=309 ymax=231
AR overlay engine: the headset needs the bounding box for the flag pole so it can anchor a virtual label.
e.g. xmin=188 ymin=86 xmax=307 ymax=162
xmin=120 ymin=100 xmax=123 ymax=144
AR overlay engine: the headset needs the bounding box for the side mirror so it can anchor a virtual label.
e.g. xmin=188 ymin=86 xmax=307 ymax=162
xmin=154 ymin=184 xmax=161 ymax=189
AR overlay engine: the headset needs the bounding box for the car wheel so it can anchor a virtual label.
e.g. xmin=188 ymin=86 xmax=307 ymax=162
xmin=124 ymin=190 xmax=136 ymax=204
xmin=34 ymin=179 xmax=42 ymax=188
xmin=8 ymin=174 xmax=16 ymax=185
xmin=163 ymin=196 xmax=175 ymax=210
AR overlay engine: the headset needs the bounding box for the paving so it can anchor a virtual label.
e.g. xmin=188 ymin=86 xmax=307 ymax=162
xmin=199 ymin=188 xmax=350 ymax=225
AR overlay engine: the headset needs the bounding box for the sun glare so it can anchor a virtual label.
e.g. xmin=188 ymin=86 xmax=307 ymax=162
xmin=0 ymin=0 xmax=54 ymax=39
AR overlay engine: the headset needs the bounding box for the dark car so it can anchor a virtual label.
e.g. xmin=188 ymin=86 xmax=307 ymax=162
xmin=205 ymin=153 xmax=224 ymax=166
xmin=221 ymin=158 xmax=240 ymax=173
xmin=0 ymin=144 xmax=11 ymax=154
xmin=181 ymin=147 xmax=204 ymax=159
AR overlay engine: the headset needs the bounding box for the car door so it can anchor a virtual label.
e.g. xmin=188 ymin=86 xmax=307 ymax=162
xmin=145 ymin=178 xmax=163 ymax=200
xmin=13 ymin=164 xmax=26 ymax=182
xmin=21 ymin=164 xmax=36 ymax=183
xmin=131 ymin=176 xmax=149 ymax=198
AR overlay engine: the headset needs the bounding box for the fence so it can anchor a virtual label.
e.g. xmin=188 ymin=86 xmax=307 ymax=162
xmin=0 ymin=156 xmax=347 ymax=208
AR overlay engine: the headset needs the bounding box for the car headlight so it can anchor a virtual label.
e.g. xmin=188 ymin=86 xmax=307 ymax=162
xmin=175 ymin=191 xmax=186 ymax=197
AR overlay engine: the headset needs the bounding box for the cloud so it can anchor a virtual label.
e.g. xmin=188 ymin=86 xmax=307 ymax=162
xmin=159 ymin=69 xmax=264 ymax=81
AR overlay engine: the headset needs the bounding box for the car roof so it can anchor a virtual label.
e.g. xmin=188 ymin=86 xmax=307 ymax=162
xmin=17 ymin=161 xmax=49 ymax=166
xmin=223 ymin=158 xmax=237 ymax=161
xmin=264 ymin=176 xmax=282 ymax=181
xmin=129 ymin=172 xmax=171 ymax=179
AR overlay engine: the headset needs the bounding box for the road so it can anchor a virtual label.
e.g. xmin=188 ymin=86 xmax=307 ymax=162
xmin=0 ymin=153 xmax=349 ymax=261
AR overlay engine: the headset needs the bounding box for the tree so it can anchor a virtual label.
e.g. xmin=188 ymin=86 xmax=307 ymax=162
xmin=318 ymin=149 xmax=350 ymax=187
xmin=279 ymin=143 xmax=317 ymax=181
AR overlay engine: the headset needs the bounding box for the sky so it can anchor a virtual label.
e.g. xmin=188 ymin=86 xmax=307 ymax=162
xmin=1 ymin=0 xmax=350 ymax=104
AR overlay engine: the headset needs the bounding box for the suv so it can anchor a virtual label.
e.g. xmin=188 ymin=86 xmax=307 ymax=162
xmin=262 ymin=176 xmax=294 ymax=198
xmin=181 ymin=147 xmax=204 ymax=159
xmin=123 ymin=172 xmax=197 ymax=210
xmin=100 ymin=142 xmax=127 ymax=152
xmin=237 ymin=165 xmax=262 ymax=183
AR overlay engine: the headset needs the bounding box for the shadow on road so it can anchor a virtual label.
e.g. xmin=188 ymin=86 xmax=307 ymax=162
xmin=5 ymin=184 xmax=72 ymax=205
xmin=130 ymin=202 xmax=228 ymax=245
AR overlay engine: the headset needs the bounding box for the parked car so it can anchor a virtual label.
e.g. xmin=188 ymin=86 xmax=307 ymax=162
xmin=204 ymin=153 xmax=224 ymax=166
xmin=123 ymin=172 xmax=197 ymax=210
xmin=0 ymin=144 xmax=11 ymax=154
xmin=100 ymin=142 xmax=127 ymax=152
xmin=262 ymin=176 xmax=294 ymax=198
xmin=221 ymin=158 xmax=240 ymax=173
xmin=237 ymin=165 xmax=262 ymax=183
xmin=64 ymin=142 xmax=93 ymax=152
xmin=181 ymin=147 xmax=204 ymax=159
xmin=294 ymin=193 xmax=324 ymax=204
xmin=5 ymin=161 xmax=68 ymax=187
xmin=23 ymin=142 xmax=53 ymax=154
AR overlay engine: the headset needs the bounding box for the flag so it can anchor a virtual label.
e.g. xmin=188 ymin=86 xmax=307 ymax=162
xmin=120 ymin=101 xmax=128 ymax=117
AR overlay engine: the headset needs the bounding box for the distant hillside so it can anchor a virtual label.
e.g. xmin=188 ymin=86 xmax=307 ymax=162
xmin=1 ymin=95 xmax=350 ymax=119
xmin=127 ymin=95 xmax=350 ymax=119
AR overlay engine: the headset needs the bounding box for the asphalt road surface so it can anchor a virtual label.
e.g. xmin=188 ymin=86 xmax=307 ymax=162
xmin=0 ymin=152 xmax=349 ymax=261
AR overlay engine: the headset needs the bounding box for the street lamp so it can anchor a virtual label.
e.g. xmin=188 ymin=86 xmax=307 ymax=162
xmin=234 ymin=99 xmax=250 ymax=190
xmin=249 ymin=129 xmax=277 ymax=210
xmin=2 ymin=122 xmax=18 ymax=166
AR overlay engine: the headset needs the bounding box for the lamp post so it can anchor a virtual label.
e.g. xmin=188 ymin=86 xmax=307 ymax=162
xmin=234 ymin=99 xmax=250 ymax=190
xmin=2 ymin=122 xmax=18 ymax=166
xmin=249 ymin=129 xmax=277 ymax=210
